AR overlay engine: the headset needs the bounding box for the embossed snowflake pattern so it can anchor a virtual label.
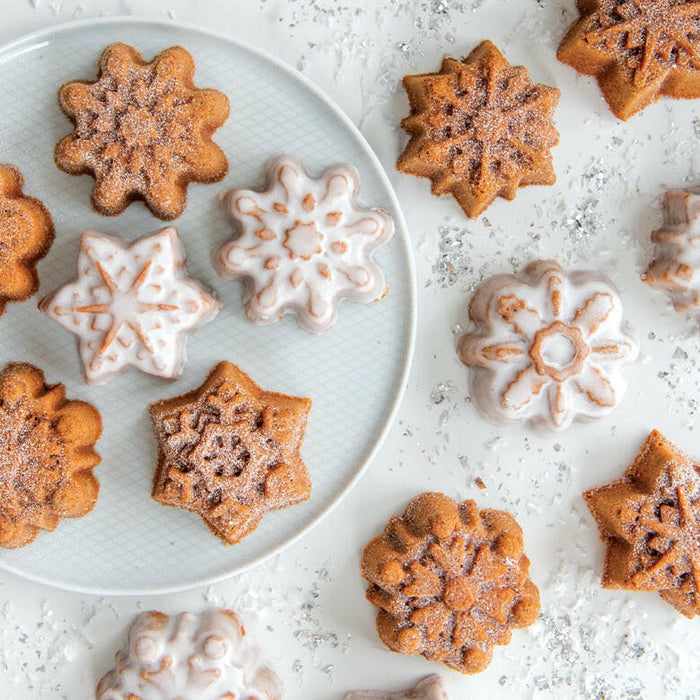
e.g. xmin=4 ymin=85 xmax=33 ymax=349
xmin=558 ymin=0 xmax=700 ymax=119
xmin=458 ymin=260 xmax=638 ymax=431
xmin=643 ymin=189 xmax=699 ymax=322
xmin=585 ymin=430 xmax=700 ymax=618
xmin=40 ymin=227 xmax=219 ymax=385
xmin=397 ymin=40 xmax=560 ymax=218
xmin=216 ymin=155 xmax=393 ymax=333
xmin=362 ymin=493 xmax=540 ymax=674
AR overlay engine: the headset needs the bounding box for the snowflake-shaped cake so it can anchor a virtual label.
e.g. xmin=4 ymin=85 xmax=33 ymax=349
xmin=397 ymin=40 xmax=560 ymax=218
xmin=585 ymin=430 xmax=700 ymax=618
xmin=345 ymin=675 xmax=449 ymax=700
xmin=558 ymin=0 xmax=700 ymax=119
xmin=642 ymin=189 xmax=699 ymax=322
xmin=96 ymin=608 xmax=282 ymax=699
xmin=215 ymin=155 xmax=393 ymax=333
xmin=361 ymin=492 xmax=540 ymax=674
xmin=457 ymin=260 xmax=638 ymax=431
xmin=55 ymin=43 xmax=230 ymax=220
xmin=149 ymin=361 xmax=312 ymax=545
xmin=40 ymin=227 xmax=219 ymax=385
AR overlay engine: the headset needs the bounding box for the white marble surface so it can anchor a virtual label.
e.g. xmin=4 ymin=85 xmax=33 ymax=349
xmin=0 ymin=0 xmax=698 ymax=698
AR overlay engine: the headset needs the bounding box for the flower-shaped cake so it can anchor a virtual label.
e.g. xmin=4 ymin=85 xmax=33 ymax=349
xmin=558 ymin=0 xmax=700 ymax=120
xmin=345 ymin=675 xmax=449 ymax=700
xmin=458 ymin=260 xmax=638 ymax=431
xmin=585 ymin=430 xmax=700 ymax=617
xmin=0 ymin=164 xmax=54 ymax=315
xmin=96 ymin=608 xmax=282 ymax=699
xmin=642 ymin=189 xmax=699 ymax=322
xmin=149 ymin=361 xmax=312 ymax=544
xmin=40 ymin=227 xmax=219 ymax=385
xmin=215 ymin=155 xmax=393 ymax=333
xmin=55 ymin=43 xmax=230 ymax=220
xmin=361 ymin=493 xmax=540 ymax=674
xmin=397 ymin=40 xmax=560 ymax=218
xmin=0 ymin=362 xmax=102 ymax=548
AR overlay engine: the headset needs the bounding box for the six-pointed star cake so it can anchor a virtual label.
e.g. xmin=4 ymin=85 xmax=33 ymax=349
xmin=216 ymin=155 xmax=394 ymax=333
xmin=361 ymin=492 xmax=540 ymax=674
xmin=457 ymin=260 xmax=638 ymax=431
xmin=149 ymin=361 xmax=312 ymax=545
xmin=0 ymin=164 xmax=54 ymax=315
xmin=584 ymin=430 xmax=700 ymax=617
xmin=55 ymin=42 xmax=230 ymax=220
xmin=558 ymin=0 xmax=700 ymax=120
xmin=40 ymin=227 xmax=219 ymax=385
xmin=397 ymin=40 xmax=560 ymax=218
xmin=344 ymin=675 xmax=450 ymax=700
xmin=642 ymin=188 xmax=699 ymax=322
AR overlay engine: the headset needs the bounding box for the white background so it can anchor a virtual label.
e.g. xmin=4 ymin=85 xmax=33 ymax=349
xmin=0 ymin=0 xmax=698 ymax=698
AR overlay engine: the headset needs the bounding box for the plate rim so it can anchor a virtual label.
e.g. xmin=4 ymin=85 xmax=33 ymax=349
xmin=0 ymin=15 xmax=417 ymax=596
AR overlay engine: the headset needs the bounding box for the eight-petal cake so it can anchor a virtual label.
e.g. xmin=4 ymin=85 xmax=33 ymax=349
xmin=0 ymin=164 xmax=54 ymax=315
xmin=96 ymin=608 xmax=282 ymax=699
xmin=149 ymin=361 xmax=312 ymax=545
xmin=457 ymin=260 xmax=638 ymax=431
xmin=558 ymin=0 xmax=700 ymax=120
xmin=215 ymin=155 xmax=394 ymax=333
xmin=40 ymin=227 xmax=219 ymax=385
xmin=361 ymin=492 xmax=540 ymax=674
xmin=584 ymin=430 xmax=700 ymax=617
xmin=642 ymin=188 xmax=699 ymax=322
xmin=397 ymin=40 xmax=560 ymax=218
xmin=55 ymin=43 xmax=230 ymax=220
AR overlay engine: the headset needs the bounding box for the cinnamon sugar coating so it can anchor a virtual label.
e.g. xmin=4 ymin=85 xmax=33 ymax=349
xmin=397 ymin=40 xmax=560 ymax=218
xmin=0 ymin=164 xmax=54 ymax=315
xmin=361 ymin=493 xmax=540 ymax=674
xmin=149 ymin=361 xmax=312 ymax=545
xmin=55 ymin=43 xmax=230 ymax=220
xmin=558 ymin=0 xmax=700 ymax=120
xmin=584 ymin=430 xmax=700 ymax=617
xmin=0 ymin=363 xmax=102 ymax=548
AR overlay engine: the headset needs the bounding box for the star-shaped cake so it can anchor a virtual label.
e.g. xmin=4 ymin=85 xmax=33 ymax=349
xmin=397 ymin=40 xmax=560 ymax=218
xmin=40 ymin=227 xmax=219 ymax=385
xmin=149 ymin=361 xmax=312 ymax=545
xmin=558 ymin=0 xmax=700 ymax=119
xmin=585 ymin=430 xmax=700 ymax=617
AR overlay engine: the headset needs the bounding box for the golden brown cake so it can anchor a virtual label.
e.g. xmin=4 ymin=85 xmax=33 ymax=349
xmin=584 ymin=430 xmax=700 ymax=617
xmin=149 ymin=361 xmax=312 ymax=544
xmin=0 ymin=362 xmax=102 ymax=548
xmin=557 ymin=0 xmax=700 ymax=120
xmin=0 ymin=164 xmax=54 ymax=315
xmin=397 ymin=40 xmax=560 ymax=218
xmin=361 ymin=492 xmax=540 ymax=674
xmin=55 ymin=43 xmax=230 ymax=220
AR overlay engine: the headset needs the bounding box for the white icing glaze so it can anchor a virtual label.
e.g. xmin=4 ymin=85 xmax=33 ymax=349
xmin=643 ymin=189 xmax=700 ymax=322
xmin=457 ymin=260 xmax=638 ymax=431
xmin=96 ymin=609 xmax=282 ymax=700
xmin=40 ymin=227 xmax=219 ymax=386
xmin=344 ymin=675 xmax=450 ymax=700
xmin=215 ymin=155 xmax=393 ymax=333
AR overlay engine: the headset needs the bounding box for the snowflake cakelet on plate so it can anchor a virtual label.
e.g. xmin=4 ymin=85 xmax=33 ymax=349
xmin=345 ymin=675 xmax=450 ymax=699
xmin=558 ymin=0 xmax=700 ymax=120
xmin=457 ymin=260 xmax=638 ymax=431
xmin=361 ymin=492 xmax=540 ymax=674
xmin=40 ymin=227 xmax=219 ymax=385
xmin=96 ymin=608 xmax=282 ymax=699
xmin=215 ymin=155 xmax=394 ymax=333
xmin=642 ymin=189 xmax=699 ymax=322
xmin=584 ymin=430 xmax=700 ymax=618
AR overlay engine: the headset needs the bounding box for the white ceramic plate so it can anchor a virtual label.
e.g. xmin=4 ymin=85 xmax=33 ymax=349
xmin=0 ymin=18 xmax=416 ymax=594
